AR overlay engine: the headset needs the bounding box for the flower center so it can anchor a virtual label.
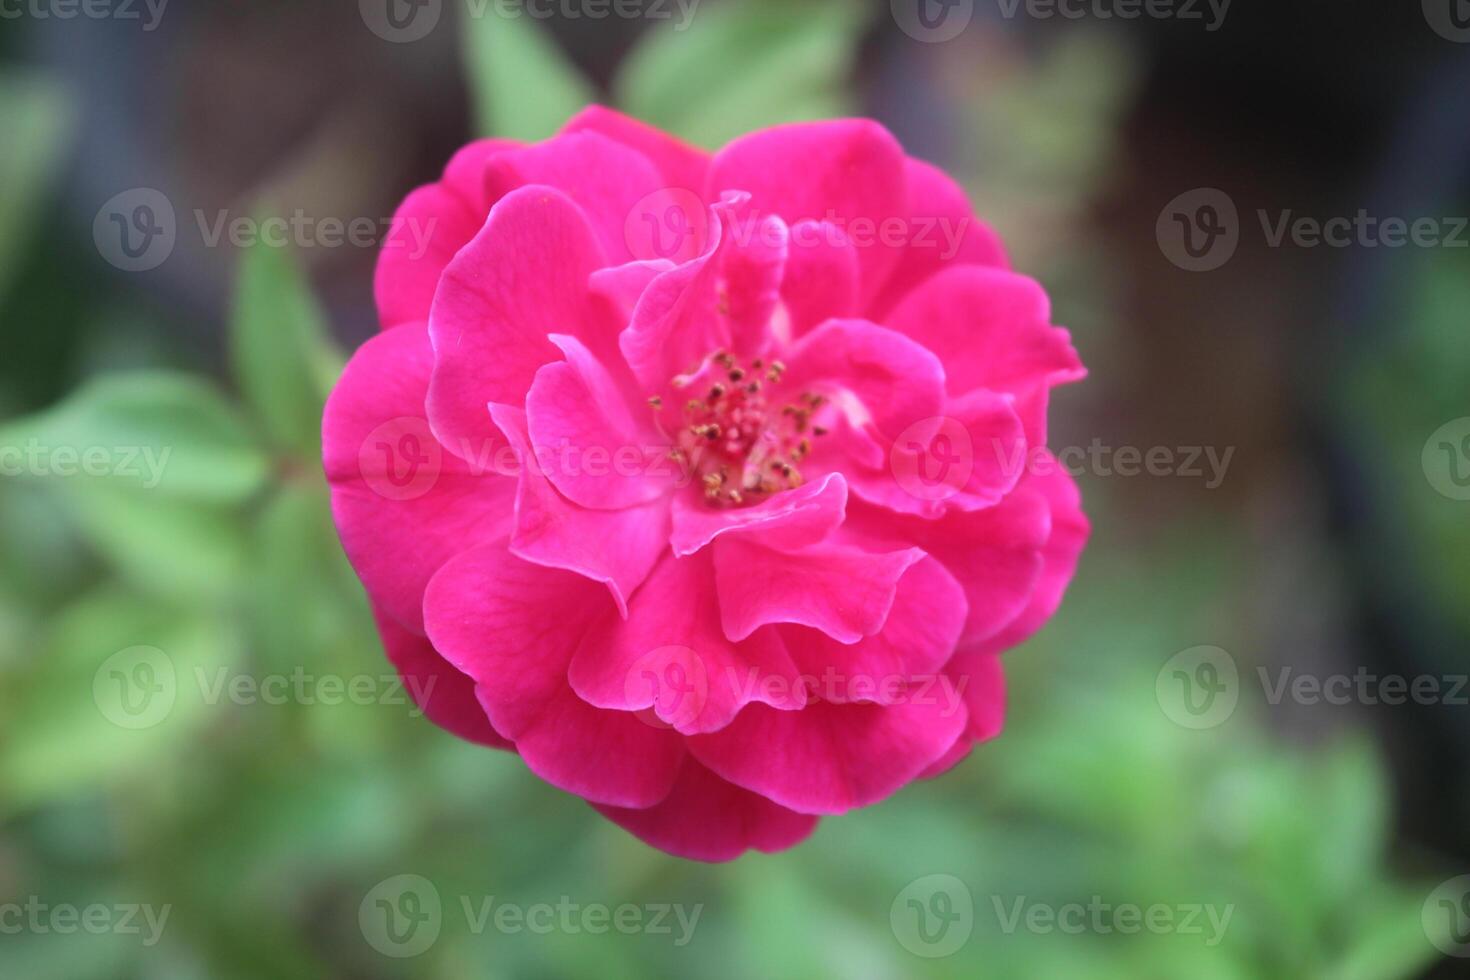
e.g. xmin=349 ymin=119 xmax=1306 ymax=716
xmin=654 ymin=351 xmax=828 ymax=507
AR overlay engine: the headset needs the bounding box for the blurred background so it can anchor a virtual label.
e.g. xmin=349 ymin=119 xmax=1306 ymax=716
xmin=2 ymin=0 xmax=1469 ymax=976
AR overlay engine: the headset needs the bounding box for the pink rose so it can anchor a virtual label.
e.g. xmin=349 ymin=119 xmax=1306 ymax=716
xmin=324 ymin=107 xmax=1087 ymax=861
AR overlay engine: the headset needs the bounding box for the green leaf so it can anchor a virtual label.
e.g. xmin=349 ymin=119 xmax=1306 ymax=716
xmin=0 ymin=70 xmax=75 ymax=300
xmin=61 ymin=482 xmax=250 ymax=601
xmin=229 ymin=233 xmax=342 ymax=459
xmin=1331 ymin=884 xmax=1449 ymax=980
xmin=0 ymin=372 xmax=269 ymax=503
xmin=248 ymin=480 xmax=373 ymax=678
xmin=0 ymin=588 xmax=238 ymax=811
xmin=614 ymin=0 xmax=867 ymax=148
xmin=0 ymin=373 xmax=266 ymax=599
xmin=462 ymin=3 xmax=597 ymax=140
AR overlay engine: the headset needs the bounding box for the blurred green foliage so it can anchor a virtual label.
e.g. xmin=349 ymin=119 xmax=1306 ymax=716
xmin=0 ymin=5 xmax=1459 ymax=979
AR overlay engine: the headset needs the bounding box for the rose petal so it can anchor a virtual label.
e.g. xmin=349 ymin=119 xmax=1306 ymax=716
xmin=482 ymin=131 xmax=669 ymax=265
xmin=971 ymin=454 xmax=1089 ymax=655
xmin=324 ymin=323 xmax=514 ymax=631
xmin=713 ymin=536 xmax=925 ymax=643
xmin=847 ymin=488 xmax=1050 ymax=645
xmin=561 ymin=105 xmax=712 ymax=193
xmin=781 ymin=319 xmax=946 ymax=442
xmin=708 ymin=119 xmax=907 ymax=301
xmin=491 ymin=404 xmax=668 ymax=616
xmin=568 ymin=549 xmax=808 ymax=735
xmin=525 ymin=335 xmax=674 ymax=510
xmin=782 ymin=220 xmax=860 ymax=338
xmin=884 ymin=265 xmax=1084 ymax=445
xmin=594 ymin=759 xmax=819 ymax=862
xmin=670 ymin=471 xmax=847 ymax=557
xmin=778 ymin=555 xmax=968 ymax=703
xmin=866 ymin=155 xmax=1009 ymax=319
xmin=687 ymin=683 xmax=968 ymax=814
xmin=374 ymin=138 xmax=520 ymax=329
xmin=428 ymin=185 xmax=617 ymax=464
xmin=424 ymin=544 xmax=683 ymax=808
xmin=373 ymin=603 xmax=511 ymax=749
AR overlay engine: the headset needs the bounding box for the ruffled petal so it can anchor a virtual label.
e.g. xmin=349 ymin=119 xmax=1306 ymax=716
xmin=423 ymin=544 xmax=683 ymax=808
xmin=374 ymin=138 xmax=520 ymax=329
xmin=847 ymin=488 xmax=1050 ymax=645
xmin=561 ymin=105 xmax=712 ymax=194
xmin=778 ymin=555 xmax=967 ymax=703
xmin=481 ymin=131 xmax=669 ymax=265
xmin=884 ymin=265 xmax=1084 ymax=445
xmin=851 ymin=387 xmax=1026 ymax=518
xmin=669 ymin=471 xmax=847 ymax=556
xmin=524 ymin=335 xmax=674 ymax=510
xmin=568 ymin=550 xmax=808 ymax=735
xmin=687 ymin=684 xmax=967 ymax=814
xmin=781 ymin=319 xmax=947 ymax=442
xmin=323 ymin=323 xmax=514 ymax=631
xmin=713 ymin=536 xmax=925 ymax=643
xmin=946 ymin=647 xmax=1007 ymax=742
xmin=866 ymin=156 xmax=1008 ymax=319
xmin=708 ymin=119 xmax=907 ymax=301
xmin=491 ymin=404 xmax=668 ymax=616
xmin=427 ymin=185 xmax=616 ymax=461
xmin=971 ymin=455 xmax=1089 ymax=655
xmin=373 ymin=603 xmax=511 ymax=749
xmin=781 ymin=220 xmax=860 ymax=338
xmin=594 ymin=759 xmax=818 ymax=862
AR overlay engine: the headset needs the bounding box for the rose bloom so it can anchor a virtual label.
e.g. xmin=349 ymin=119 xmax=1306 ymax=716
xmin=324 ymin=107 xmax=1087 ymax=861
